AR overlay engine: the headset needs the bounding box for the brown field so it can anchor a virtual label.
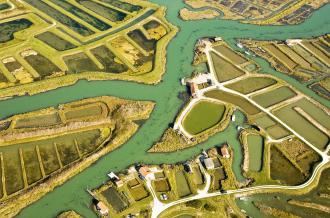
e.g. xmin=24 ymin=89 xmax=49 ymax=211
xmin=276 ymin=44 xmax=313 ymax=70
xmin=301 ymin=41 xmax=330 ymax=67
xmin=262 ymin=44 xmax=297 ymax=70
xmin=128 ymin=184 xmax=149 ymax=201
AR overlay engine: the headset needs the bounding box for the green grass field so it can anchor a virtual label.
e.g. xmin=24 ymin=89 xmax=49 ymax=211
xmin=210 ymin=52 xmax=245 ymax=82
xmin=213 ymin=45 xmax=247 ymax=65
xmin=182 ymin=100 xmax=226 ymax=135
xmin=226 ymin=77 xmax=277 ymax=94
xmin=252 ymin=86 xmax=296 ymax=108
xmin=247 ymin=134 xmax=264 ymax=172
xmin=175 ymin=171 xmax=191 ymax=197
xmin=274 ymin=100 xmax=329 ymax=150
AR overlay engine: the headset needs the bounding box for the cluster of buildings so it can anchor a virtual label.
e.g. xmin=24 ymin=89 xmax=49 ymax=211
xmin=181 ymin=73 xmax=213 ymax=98
xmin=91 ymin=144 xmax=231 ymax=217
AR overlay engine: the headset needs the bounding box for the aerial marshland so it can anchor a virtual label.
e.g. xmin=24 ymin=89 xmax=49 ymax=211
xmin=0 ymin=96 xmax=155 ymax=217
xmin=0 ymin=0 xmax=177 ymax=99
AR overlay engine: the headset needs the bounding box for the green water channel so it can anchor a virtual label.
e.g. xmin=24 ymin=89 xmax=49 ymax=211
xmin=0 ymin=1 xmax=329 ymax=217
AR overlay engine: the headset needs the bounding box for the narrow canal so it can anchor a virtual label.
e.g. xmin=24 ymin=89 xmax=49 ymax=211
xmin=0 ymin=1 xmax=329 ymax=217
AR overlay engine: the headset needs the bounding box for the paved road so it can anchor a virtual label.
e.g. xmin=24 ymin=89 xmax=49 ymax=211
xmin=164 ymin=44 xmax=330 ymax=218
xmin=150 ymin=157 xmax=328 ymax=218
xmin=174 ymin=46 xmax=329 ymax=159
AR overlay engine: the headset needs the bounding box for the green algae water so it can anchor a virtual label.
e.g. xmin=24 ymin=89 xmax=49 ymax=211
xmin=0 ymin=1 xmax=329 ymax=217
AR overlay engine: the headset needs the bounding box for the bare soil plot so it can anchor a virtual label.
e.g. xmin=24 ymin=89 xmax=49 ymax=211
xmin=210 ymin=52 xmax=245 ymax=82
xmin=64 ymin=52 xmax=100 ymax=73
xmin=24 ymin=53 xmax=61 ymax=78
xmin=36 ymin=32 xmax=77 ymax=51
xmin=63 ymin=104 xmax=103 ymax=121
xmin=252 ymin=86 xmax=296 ymax=108
xmin=101 ymin=187 xmax=128 ymax=212
xmin=14 ymin=113 xmax=61 ymax=129
xmin=205 ymin=89 xmax=261 ymax=115
xmin=128 ymin=184 xmax=149 ymax=201
xmin=128 ymin=29 xmax=156 ymax=52
xmin=90 ymin=45 xmax=128 ymax=73
xmin=225 ymin=76 xmax=277 ymax=94
xmin=153 ymin=178 xmax=170 ymax=192
xmin=4 ymin=59 xmax=22 ymax=72
xmin=270 ymin=146 xmax=305 ymax=185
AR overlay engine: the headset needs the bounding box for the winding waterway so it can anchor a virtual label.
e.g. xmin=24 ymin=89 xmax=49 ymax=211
xmin=1 ymin=1 xmax=329 ymax=217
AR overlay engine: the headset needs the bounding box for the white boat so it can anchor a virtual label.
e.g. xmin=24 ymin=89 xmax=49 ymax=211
xmin=107 ymin=172 xmax=119 ymax=180
xmin=237 ymin=43 xmax=243 ymax=49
